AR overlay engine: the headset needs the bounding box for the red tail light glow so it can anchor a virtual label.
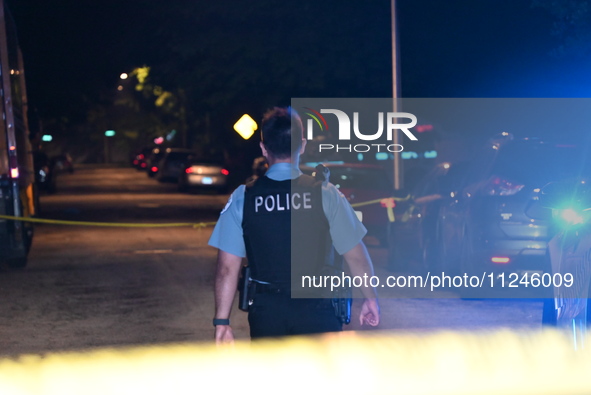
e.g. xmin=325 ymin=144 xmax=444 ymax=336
xmin=485 ymin=176 xmax=524 ymax=196
xmin=185 ymin=168 xmax=193 ymax=174
xmin=151 ymin=166 xmax=158 ymax=173
xmin=141 ymin=163 xmax=147 ymax=168
xmin=221 ymin=169 xmax=229 ymax=176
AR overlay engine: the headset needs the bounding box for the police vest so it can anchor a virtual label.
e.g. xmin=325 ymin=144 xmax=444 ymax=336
xmin=242 ymin=175 xmax=333 ymax=289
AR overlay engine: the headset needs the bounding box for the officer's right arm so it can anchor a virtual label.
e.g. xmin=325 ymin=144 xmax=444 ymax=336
xmin=214 ymin=250 xmax=242 ymax=345
xmin=210 ymin=186 xmax=247 ymax=345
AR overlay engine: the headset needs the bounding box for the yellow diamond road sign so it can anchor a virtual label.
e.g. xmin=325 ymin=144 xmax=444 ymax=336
xmin=234 ymin=114 xmax=257 ymax=140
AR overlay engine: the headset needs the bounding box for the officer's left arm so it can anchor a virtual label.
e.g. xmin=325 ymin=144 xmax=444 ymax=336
xmin=214 ymin=250 xmax=242 ymax=344
xmin=322 ymin=182 xmax=379 ymax=326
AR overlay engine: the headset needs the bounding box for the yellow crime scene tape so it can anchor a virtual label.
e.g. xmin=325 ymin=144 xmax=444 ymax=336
xmin=0 ymin=329 xmax=590 ymax=395
xmin=350 ymin=195 xmax=410 ymax=223
xmin=0 ymin=214 xmax=216 ymax=228
xmin=0 ymin=195 xmax=411 ymax=228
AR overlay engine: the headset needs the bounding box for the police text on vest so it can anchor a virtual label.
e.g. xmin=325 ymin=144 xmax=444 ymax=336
xmin=254 ymin=193 xmax=312 ymax=212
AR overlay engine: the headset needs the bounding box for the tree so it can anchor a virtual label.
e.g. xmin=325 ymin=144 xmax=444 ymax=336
xmin=532 ymin=0 xmax=591 ymax=58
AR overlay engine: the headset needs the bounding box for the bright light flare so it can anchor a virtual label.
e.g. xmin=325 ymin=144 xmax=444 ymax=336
xmin=234 ymin=114 xmax=257 ymax=140
xmin=560 ymin=208 xmax=584 ymax=225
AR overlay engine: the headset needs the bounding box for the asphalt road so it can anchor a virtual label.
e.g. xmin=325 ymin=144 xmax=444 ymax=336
xmin=0 ymin=166 xmax=544 ymax=356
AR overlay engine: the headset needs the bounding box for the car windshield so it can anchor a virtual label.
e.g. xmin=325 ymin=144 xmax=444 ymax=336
xmin=188 ymin=158 xmax=223 ymax=166
xmin=492 ymin=142 xmax=591 ymax=185
xmin=328 ymin=167 xmax=392 ymax=190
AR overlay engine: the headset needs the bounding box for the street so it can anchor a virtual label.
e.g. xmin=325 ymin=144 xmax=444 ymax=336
xmin=0 ymin=166 xmax=543 ymax=356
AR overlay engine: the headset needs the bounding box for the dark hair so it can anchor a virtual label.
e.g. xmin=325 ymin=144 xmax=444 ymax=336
xmin=260 ymin=107 xmax=303 ymax=159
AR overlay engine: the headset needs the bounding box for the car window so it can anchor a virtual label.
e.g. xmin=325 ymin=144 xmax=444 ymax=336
xmin=491 ymin=143 xmax=591 ymax=185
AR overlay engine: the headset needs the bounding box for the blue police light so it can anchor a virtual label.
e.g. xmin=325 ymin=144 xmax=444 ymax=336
xmin=166 ymin=129 xmax=177 ymax=141
xmin=552 ymin=205 xmax=591 ymax=228
xmin=303 ymin=161 xmax=344 ymax=168
xmin=558 ymin=208 xmax=584 ymax=225
xmin=105 ymin=130 xmax=116 ymax=137
xmin=41 ymin=135 xmax=53 ymax=142
xmin=401 ymin=151 xmax=418 ymax=160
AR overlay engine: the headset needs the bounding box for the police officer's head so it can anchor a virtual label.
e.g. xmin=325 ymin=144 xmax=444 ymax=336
xmin=260 ymin=107 xmax=305 ymax=163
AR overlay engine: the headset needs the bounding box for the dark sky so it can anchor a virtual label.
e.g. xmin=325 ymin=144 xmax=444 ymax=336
xmin=7 ymin=0 xmax=589 ymax=123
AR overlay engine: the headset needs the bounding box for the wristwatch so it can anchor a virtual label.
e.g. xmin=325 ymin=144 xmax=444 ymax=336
xmin=213 ymin=318 xmax=230 ymax=326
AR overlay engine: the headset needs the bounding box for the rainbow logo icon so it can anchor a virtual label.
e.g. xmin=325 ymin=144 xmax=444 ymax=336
xmin=303 ymin=108 xmax=329 ymax=132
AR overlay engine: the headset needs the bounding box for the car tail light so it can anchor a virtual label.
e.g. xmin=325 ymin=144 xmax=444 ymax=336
xmin=151 ymin=166 xmax=158 ymax=173
xmin=141 ymin=162 xmax=147 ymax=168
xmin=138 ymin=154 xmax=145 ymax=160
xmin=221 ymin=169 xmax=229 ymax=176
xmin=484 ymin=176 xmax=524 ymax=196
xmin=133 ymin=159 xmax=139 ymax=165
xmin=491 ymin=256 xmax=510 ymax=264
xmin=185 ymin=167 xmax=193 ymax=174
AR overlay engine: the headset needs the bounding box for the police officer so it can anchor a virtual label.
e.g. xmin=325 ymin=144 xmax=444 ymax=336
xmin=210 ymin=107 xmax=380 ymax=344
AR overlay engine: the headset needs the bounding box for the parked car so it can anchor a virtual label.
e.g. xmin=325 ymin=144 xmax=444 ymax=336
xmin=437 ymin=135 xmax=591 ymax=296
xmin=178 ymin=158 xmax=229 ymax=193
xmin=155 ymin=149 xmax=197 ymax=183
xmin=387 ymin=161 xmax=469 ymax=272
xmin=145 ymin=147 xmax=167 ymax=177
xmin=132 ymin=146 xmax=154 ymax=170
xmin=301 ymin=162 xmax=393 ymax=245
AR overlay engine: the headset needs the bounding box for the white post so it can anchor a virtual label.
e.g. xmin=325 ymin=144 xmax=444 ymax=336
xmin=391 ymin=0 xmax=403 ymax=190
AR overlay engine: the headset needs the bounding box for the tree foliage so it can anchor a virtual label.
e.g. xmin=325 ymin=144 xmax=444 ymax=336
xmin=532 ymin=0 xmax=591 ymax=57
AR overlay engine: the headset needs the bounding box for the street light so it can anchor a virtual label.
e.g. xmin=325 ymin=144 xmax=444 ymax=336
xmin=104 ymin=130 xmax=115 ymax=164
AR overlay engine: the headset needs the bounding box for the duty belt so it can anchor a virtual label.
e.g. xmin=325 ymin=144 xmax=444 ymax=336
xmin=253 ymin=281 xmax=289 ymax=295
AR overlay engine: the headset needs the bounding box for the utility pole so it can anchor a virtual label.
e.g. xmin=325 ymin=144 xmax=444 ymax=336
xmin=391 ymin=0 xmax=403 ymax=190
